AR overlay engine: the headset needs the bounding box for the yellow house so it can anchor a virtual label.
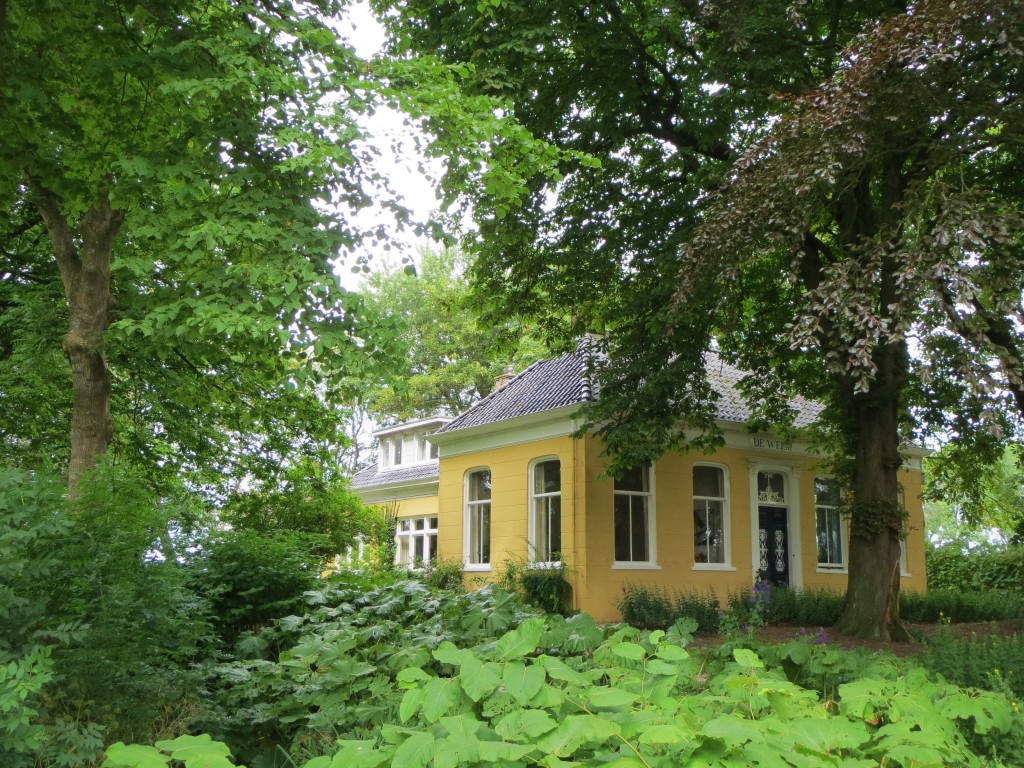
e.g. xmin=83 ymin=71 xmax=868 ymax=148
xmin=352 ymin=348 xmax=927 ymax=622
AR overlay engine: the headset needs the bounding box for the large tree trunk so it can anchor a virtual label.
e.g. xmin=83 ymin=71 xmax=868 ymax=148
xmin=833 ymin=341 xmax=912 ymax=641
xmin=30 ymin=180 xmax=124 ymax=492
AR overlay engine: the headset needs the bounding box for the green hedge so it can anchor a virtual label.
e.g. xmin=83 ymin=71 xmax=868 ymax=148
xmin=927 ymin=543 xmax=1024 ymax=591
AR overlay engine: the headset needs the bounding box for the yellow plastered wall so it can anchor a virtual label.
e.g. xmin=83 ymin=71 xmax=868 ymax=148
xmin=431 ymin=430 xmax=927 ymax=622
xmin=386 ymin=494 xmax=440 ymax=521
xmin=436 ymin=435 xmax=582 ymax=586
xmin=575 ymin=435 xmax=928 ymax=622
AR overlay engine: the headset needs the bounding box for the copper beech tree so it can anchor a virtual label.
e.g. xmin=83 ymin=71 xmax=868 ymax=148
xmin=380 ymin=0 xmax=1024 ymax=638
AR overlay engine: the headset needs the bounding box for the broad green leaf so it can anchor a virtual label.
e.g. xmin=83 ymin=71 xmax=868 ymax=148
xmin=588 ymin=687 xmax=638 ymax=709
xmin=400 ymin=686 xmax=426 ymax=723
xmin=535 ymin=655 xmax=589 ymax=685
xmin=495 ymin=709 xmax=558 ymax=741
xmin=392 ymin=732 xmax=436 ymax=768
xmin=397 ymin=667 xmax=430 ymax=687
xmin=327 ymin=740 xmax=390 ymax=768
xmin=536 ymin=714 xmax=621 ymax=757
xmin=458 ymin=656 xmax=502 ymax=702
xmin=421 ymin=676 xmax=461 ymax=722
xmin=731 ymin=648 xmax=764 ymax=669
xmin=439 ymin=713 xmax=483 ymax=738
xmin=610 ymin=642 xmax=646 ymax=661
xmin=654 ymin=644 xmax=690 ymax=662
xmin=496 ymin=617 xmax=545 ymax=660
xmin=503 ymin=661 xmax=545 ymax=704
xmin=644 ymin=659 xmax=680 ymax=676
xmin=477 ymin=742 xmax=535 ymax=761
xmin=703 ymin=716 xmax=765 ymax=747
xmin=103 ymin=743 xmax=170 ymax=768
xmin=433 ymin=642 xmax=463 ymax=666
xmin=785 ymin=718 xmax=869 ymax=753
xmin=432 ymin=733 xmax=480 ymax=768
xmin=637 ymin=724 xmax=692 ymax=745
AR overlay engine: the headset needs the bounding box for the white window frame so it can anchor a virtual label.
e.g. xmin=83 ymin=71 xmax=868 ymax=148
xmin=464 ymin=467 xmax=492 ymax=571
xmin=528 ymin=457 xmax=562 ymax=566
xmin=612 ymin=465 xmax=658 ymax=570
xmin=395 ymin=517 xmax=438 ymax=570
xmin=693 ymin=463 xmax=732 ymax=570
xmin=814 ymin=476 xmax=847 ymax=572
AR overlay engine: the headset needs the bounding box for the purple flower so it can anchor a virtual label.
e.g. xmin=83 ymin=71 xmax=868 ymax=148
xmin=815 ymin=628 xmax=828 ymax=644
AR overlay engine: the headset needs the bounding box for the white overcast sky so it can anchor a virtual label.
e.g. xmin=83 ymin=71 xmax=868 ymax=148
xmin=333 ymin=3 xmax=444 ymax=290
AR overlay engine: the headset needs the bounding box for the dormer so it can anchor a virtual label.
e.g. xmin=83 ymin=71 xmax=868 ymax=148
xmin=375 ymin=416 xmax=452 ymax=471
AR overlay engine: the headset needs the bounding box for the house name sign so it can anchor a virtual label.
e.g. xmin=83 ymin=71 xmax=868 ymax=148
xmin=750 ymin=437 xmax=793 ymax=452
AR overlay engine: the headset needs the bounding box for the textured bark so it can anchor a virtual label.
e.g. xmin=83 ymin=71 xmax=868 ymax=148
xmin=29 ymin=179 xmax=124 ymax=491
xmin=833 ymin=342 xmax=912 ymax=641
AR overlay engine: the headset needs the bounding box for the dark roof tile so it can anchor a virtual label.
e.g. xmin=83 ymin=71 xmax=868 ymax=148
xmin=351 ymin=461 xmax=439 ymax=489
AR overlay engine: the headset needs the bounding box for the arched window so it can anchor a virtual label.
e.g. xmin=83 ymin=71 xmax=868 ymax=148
xmin=530 ymin=459 xmax=561 ymax=563
xmin=693 ymin=465 xmax=728 ymax=565
xmin=465 ymin=469 xmax=492 ymax=566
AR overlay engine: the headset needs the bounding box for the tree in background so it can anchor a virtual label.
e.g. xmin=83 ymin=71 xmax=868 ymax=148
xmin=360 ymin=247 xmax=547 ymax=422
xmin=220 ymin=457 xmax=377 ymax=558
xmin=926 ymin=446 xmax=1024 ymax=549
xmin=377 ymin=0 xmax=1024 ymax=638
xmin=0 ymin=0 xmax=405 ymax=491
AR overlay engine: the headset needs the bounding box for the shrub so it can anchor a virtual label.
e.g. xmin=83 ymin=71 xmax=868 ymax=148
xmin=188 ymin=529 xmax=320 ymax=642
xmin=498 ymin=556 xmax=574 ymax=615
xmin=421 ymin=557 xmax=466 ymax=591
xmin=766 ymin=585 xmax=845 ymax=626
xmin=920 ymin=627 xmax=1024 ymax=701
xmin=672 ymin=589 xmax=722 ymax=634
xmin=927 ymin=543 xmax=1024 ymax=592
xmin=900 ymin=588 xmax=1024 ymax=623
xmin=618 ymin=584 xmax=676 ymax=629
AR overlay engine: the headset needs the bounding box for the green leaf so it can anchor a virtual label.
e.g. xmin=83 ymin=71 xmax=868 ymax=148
xmin=439 ymin=713 xmax=483 ymax=738
xmin=637 ymin=724 xmax=692 ymax=745
xmin=328 ymin=740 xmax=391 ymax=768
xmin=397 ymin=667 xmax=430 ymax=687
xmin=495 ymin=709 xmax=558 ymax=741
xmin=785 ymin=718 xmax=869 ymax=754
xmin=496 ymin=617 xmax=545 ymax=660
xmin=587 ymin=687 xmax=638 ymax=709
xmin=731 ymin=648 xmax=764 ymax=669
xmin=432 ymin=733 xmax=480 ymax=768
xmin=458 ymin=656 xmax=502 ymax=702
xmin=702 ymin=716 xmax=765 ymax=747
xmin=421 ymin=676 xmax=461 ymax=722
xmin=103 ymin=743 xmax=171 ymax=768
xmin=433 ymin=642 xmax=463 ymax=666
xmin=392 ymin=732 xmax=436 ymax=768
xmin=503 ymin=661 xmax=545 ymax=704
xmin=154 ymin=735 xmax=234 ymax=768
xmin=610 ymin=642 xmax=646 ymax=661
xmin=399 ymin=686 xmax=426 ymax=723
xmin=477 ymin=741 xmax=535 ymax=761
xmin=654 ymin=644 xmax=690 ymax=662
xmin=536 ymin=714 xmax=621 ymax=757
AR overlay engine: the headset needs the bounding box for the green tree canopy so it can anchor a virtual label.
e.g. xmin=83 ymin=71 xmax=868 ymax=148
xmin=360 ymin=247 xmax=547 ymax=422
xmin=0 ymin=0 xmax=407 ymax=490
xmin=377 ymin=0 xmax=1024 ymax=639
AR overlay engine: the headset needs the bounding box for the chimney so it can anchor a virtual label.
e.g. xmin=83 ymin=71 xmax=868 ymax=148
xmin=494 ymin=365 xmax=516 ymax=391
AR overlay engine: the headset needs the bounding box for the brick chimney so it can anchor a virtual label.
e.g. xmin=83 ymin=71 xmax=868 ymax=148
xmin=494 ymin=365 xmax=516 ymax=391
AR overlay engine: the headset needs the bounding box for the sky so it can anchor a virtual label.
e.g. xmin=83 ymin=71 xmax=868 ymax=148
xmin=332 ymin=3 xmax=445 ymax=291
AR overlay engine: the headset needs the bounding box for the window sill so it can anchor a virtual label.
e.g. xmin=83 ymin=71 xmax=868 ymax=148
xmin=816 ymin=565 xmax=847 ymax=574
xmin=528 ymin=561 xmax=563 ymax=570
xmin=692 ymin=563 xmax=736 ymax=572
xmin=612 ymin=562 xmax=661 ymax=570
xmin=463 ymin=563 xmax=492 ymax=573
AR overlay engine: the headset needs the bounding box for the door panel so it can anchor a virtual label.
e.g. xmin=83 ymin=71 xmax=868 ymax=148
xmin=758 ymin=506 xmax=790 ymax=586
